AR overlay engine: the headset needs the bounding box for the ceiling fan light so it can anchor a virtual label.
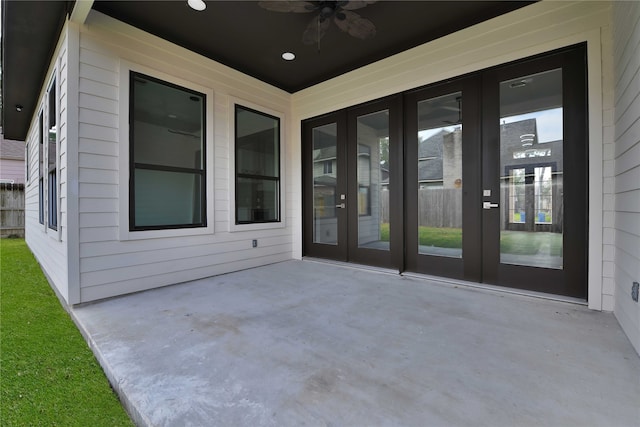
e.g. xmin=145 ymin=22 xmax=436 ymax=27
xmin=187 ymin=0 xmax=206 ymax=11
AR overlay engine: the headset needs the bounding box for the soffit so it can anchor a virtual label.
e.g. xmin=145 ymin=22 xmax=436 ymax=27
xmin=2 ymin=0 xmax=536 ymax=141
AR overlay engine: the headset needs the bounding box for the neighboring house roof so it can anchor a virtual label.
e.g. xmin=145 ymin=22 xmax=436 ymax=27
xmin=419 ymin=159 xmax=444 ymax=182
xmin=418 ymin=129 xmax=447 ymax=159
xmin=500 ymin=118 xmax=538 ymax=146
xmin=418 ymin=129 xmax=450 ymax=182
xmin=314 ymin=175 xmax=337 ymax=187
xmin=314 ymin=146 xmax=337 ymax=162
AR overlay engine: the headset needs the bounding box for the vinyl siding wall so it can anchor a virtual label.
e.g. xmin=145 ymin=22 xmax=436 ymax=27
xmin=0 ymin=159 xmax=25 ymax=183
xmin=75 ymin=11 xmax=293 ymax=302
xmin=612 ymin=1 xmax=640 ymax=354
xmin=24 ymin=27 xmax=69 ymax=301
xmin=292 ymin=0 xmax=611 ymax=310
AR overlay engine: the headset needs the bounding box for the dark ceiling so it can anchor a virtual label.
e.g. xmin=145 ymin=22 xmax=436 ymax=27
xmin=2 ymin=0 xmax=535 ymax=140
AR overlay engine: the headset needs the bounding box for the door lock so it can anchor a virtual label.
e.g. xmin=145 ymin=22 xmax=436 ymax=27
xmin=483 ymin=202 xmax=499 ymax=209
xmin=336 ymin=203 xmax=346 ymax=209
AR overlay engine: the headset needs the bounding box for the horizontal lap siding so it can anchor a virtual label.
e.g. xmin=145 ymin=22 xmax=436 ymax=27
xmin=24 ymin=29 xmax=69 ymax=301
xmin=0 ymin=159 xmax=25 ymax=183
xmin=613 ymin=1 xmax=640 ymax=355
xmin=76 ymin=11 xmax=293 ymax=302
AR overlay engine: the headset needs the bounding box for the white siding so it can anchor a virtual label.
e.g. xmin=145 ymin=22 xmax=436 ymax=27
xmin=24 ymin=27 xmax=70 ymax=301
xmin=612 ymin=1 xmax=640 ymax=354
xmin=75 ymin=11 xmax=293 ymax=302
xmin=292 ymin=0 xmax=611 ymax=309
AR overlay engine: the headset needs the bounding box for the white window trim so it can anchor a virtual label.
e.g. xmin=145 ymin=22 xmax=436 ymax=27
xmin=229 ymin=97 xmax=286 ymax=232
xmin=118 ymin=60 xmax=215 ymax=240
xmin=45 ymin=70 xmax=61 ymax=239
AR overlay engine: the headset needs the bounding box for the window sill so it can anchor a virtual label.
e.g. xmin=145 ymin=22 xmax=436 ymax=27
xmin=119 ymin=224 xmax=214 ymax=241
xmin=230 ymin=221 xmax=285 ymax=233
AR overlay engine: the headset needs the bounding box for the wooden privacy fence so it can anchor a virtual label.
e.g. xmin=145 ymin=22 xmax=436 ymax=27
xmin=1 ymin=183 xmax=25 ymax=238
xmin=380 ymin=188 xmax=462 ymax=228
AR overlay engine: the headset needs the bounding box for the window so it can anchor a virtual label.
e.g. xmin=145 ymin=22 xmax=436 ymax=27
xmin=25 ymin=138 xmax=30 ymax=183
xmin=48 ymin=78 xmax=58 ymax=230
xmin=534 ymin=166 xmax=553 ymax=224
xmin=357 ymin=144 xmax=371 ymax=216
xmin=235 ymin=105 xmax=280 ymax=224
xmin=323 ymin=160 xmax=333 ymax=174
xmin=129 ymin=72 xmax=206 ymax=231
xmin=508 ymin=168 xmax=526 ymax=223
xmin=38 ymin=112 xmax=44 ymax=225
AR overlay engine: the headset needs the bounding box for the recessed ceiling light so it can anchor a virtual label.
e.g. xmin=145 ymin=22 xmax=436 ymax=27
xmin=282 ymin=52 xmax=296 ymax=61
xmin=187 ymin=0 xmax=206 ymax=11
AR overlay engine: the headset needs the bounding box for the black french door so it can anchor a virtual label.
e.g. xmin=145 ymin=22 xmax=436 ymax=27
xmin=480 ymin=44 xmax=587 ymax=297
xmin=404 ymin=75 xmax=482 ymax=281
xmin=302 ymin=95 xmax=403 ymax=270
xmin=304 ymin=43 xmax=587 ymax=298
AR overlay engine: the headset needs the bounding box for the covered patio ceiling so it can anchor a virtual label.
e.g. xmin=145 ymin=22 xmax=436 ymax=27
xmin=2 ymin=0 xmax=535 ymax=141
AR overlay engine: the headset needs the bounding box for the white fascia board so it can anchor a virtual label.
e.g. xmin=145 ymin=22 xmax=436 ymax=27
xmin=70 ymin=0 xmax=94 ymax=24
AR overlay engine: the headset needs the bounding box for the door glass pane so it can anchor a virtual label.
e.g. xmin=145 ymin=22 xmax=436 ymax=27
xmin=312 ymin=123 xmax=338 ymax=245
xmin=356 ymin=110 xmax=390 ymax=250
xmin=416 ymin=93 xmax=463 ymax=258
xmin=499 ymin=69 xmax=563 ymax=269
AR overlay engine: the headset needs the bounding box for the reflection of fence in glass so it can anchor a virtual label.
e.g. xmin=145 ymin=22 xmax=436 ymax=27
xmin=380 ymin=188 xmax=462 ymax=228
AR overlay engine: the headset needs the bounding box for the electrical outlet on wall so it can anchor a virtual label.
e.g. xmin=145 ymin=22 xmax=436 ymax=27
xmin=252 ymin=239 xmax=258 ymax=248
xmin=632 ymin=282 xmax=639 ymax=303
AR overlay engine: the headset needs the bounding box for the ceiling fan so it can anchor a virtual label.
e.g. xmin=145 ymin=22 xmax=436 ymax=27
xmin=258 ymin=1 xmax=377 ymax=45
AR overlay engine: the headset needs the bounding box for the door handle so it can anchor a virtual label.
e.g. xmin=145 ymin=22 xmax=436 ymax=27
xmin=483 ymin=202 xmax=499 ymax=209
xmin=336 ymin=203 xmax=346 ymax=209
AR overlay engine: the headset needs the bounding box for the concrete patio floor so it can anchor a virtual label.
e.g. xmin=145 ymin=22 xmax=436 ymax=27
xmin=72 ymin=260 xmax=640 ymax=427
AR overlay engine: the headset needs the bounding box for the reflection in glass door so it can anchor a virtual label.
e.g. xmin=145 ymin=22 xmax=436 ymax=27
xmin=312 ymin=123 xmax=339 ymax=245
xmin=499 ymin=68 xmax=563 ymax=269
xmin=404 ymin=77 xmax=481 ymax=281
xmin=483 ymin=44 xmax=587 ymax=298
xmin=347 ymin=96 xmax=402 ymax=269
xmin=356 ymin=110 xmax=390 ymax=251
xmin=303 ymin=113 xmax=348 ymax=262
xmin=416 ymin=93 xmax=463 ymax=258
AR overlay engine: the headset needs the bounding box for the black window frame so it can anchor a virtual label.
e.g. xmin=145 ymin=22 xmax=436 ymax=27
xmin=38 ymin=112 xmax=44 ymax=225
xmin=129 ymin=71 xmax=207 ymax=231
xmin=234 ymin=104 xmax=281 ymax=225
xmin=47 ymin=78 xmax=58 ymax=230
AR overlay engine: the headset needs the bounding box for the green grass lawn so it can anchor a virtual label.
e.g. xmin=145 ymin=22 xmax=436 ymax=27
xmin=381 ymin=223 xmax=561 ymax=255
xmin=500 ymin=231 xmax=563 ymax=256
xmin=0 ymin=239 xmax=133 ymax=427
xmin=380 ymin=223 xmax=462 ymax=248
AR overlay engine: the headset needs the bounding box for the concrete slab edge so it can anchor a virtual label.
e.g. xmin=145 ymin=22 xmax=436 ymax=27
xmin=68 ymin=307 xmax=152 ymax=427
xmin=41 ymin=267 xmax=149 ymax=427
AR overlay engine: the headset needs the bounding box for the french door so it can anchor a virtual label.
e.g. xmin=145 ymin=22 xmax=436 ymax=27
xmin=303 ymin=43 xmax=587 ymax=298
xmin=302 ymin=96 xmax=403 ymax=269
xmin=480 ymin=45 xmax=587 ymax=297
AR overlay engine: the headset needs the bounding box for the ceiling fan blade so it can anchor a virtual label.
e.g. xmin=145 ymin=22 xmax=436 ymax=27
xmin=258 ymin=1 xmax=315 ymax=13
xmin=341 ymin=0 xmax=377 ymax=11
xmin=302 ymin=15 xmax=331 ymax=44
xmin=334 ymin=10 xmax=376 ymax=40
